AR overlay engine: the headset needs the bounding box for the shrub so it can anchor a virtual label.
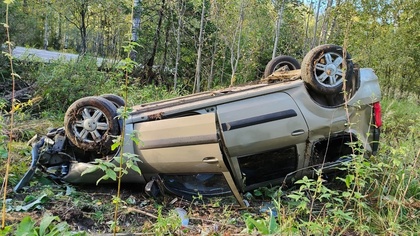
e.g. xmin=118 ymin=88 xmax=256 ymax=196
xmin=35 ymin=57 xmax=118 ymax=112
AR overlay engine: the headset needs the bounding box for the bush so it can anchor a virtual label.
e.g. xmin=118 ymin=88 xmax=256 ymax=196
xmin=36 ymin=57 xmax=119 ymax=112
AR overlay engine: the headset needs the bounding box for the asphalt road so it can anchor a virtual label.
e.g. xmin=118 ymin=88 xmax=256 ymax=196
xmin=12 ymin=46 xmax=80 ymax=62
xmin=11 ymin=46 xmax=116 ymax=66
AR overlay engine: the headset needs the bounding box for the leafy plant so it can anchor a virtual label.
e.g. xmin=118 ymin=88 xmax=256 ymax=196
xmin=244 ymin=211 xmax=278 ymax=235
xmin=253 ymin=186 xmax=278 ymax=200
xmin=81 ymin=151 xmax=142 ymax=186
xmin=35 ymin=57 xmax=115 ymax=112
xmin=151 ymin=206 xmax=183 ymax=235
xmin=14 ymin=213 xmax=86 ymax=236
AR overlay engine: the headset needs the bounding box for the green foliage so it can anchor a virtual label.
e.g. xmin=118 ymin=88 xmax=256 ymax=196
xmin=14 ymin=193 xmax=49 ymax=212
xmin=2 ymin=0 xmax=419 ymax=97
xmin=35 ymin=57 xmax=117 ymax=112
xmin=126 ymin=84 xmax=182 ymax=106
xmin=345 ymin=0 xmax=420 ymax=98
xmin=14 ymin=213 xmax=86 ymax=236
xmin=244 ymin=211 xmax=278 ymax=235
xmin=151 ymin=206 xmax=183 ymax=235
xmin=252 ymin=186 xmax=278 ymax=200
xmin=0 ymin=115 xmax=7 ymax=160
xmin=80 ymin=152 xmax=142 ymax=186
xmin=380 ymin=97 xmax=420 ymax=139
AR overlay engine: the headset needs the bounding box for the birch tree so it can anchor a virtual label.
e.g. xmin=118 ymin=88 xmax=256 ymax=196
xmin=130 ymin=0 xmax=141 ymax=60
xmin=311 ymin=0 xmax=322 ymax=48
xmin=271 ymin=0 xmax=285 ymax=59
xmin=193 ymin=0 xmax=206 ymax=93
xmin=303 ymin=1 xmax=314 ymax=53
xmin=326 ymin=0 xmax=341 ymax=43
xmin=208 ymin=38 xmax=217 ymax=90
xmin=173 ymin=0 xmax=185 ymax=90
xmin=229 ymin=0 xmax=244 ymax=86
xmin=318 ymin=0 xmax=332 ymax=45
xmin=43 ymin=1 xmax=49 ymax=50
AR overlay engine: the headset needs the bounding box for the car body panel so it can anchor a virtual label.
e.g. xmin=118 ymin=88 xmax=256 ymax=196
xmin=133 ymin=113 xmax=227 ymax=173
xmin=126 ymin=81 xmax=302 ymax=124
xmin=216 ymin=92 xmax=308 ymax=157
xmin=348 ymin=68 xmax=381 ymax=105
xmin=130 ymin=113 xmax=246 ymax=205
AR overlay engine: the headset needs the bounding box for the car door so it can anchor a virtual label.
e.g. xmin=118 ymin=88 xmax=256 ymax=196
xmin=133 ymin=113 xmax=225 ymax=173
xmin=132 ymin=113 xmax=244 ymax=204
xmin=216 ymin=92 xmax=309 ymax=191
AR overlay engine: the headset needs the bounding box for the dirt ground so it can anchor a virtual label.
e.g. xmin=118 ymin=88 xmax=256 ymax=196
xmin=5 ymin=180 xmax=272 ymax=235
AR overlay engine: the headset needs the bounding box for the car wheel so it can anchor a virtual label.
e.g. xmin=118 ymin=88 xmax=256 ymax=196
xmin=101 ymin=94 xmax=126 ymax=108
xmin=301 ymin=44 xmax=353 ymax=95
xmin=64 ymin=96 xmax=120 ymax=152
xmin=263 ymin=55 xmax=301 ymax=78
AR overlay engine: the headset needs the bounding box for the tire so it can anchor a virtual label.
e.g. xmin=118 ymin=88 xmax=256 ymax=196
xmin=101 ymin=94 xmax=126 ymax=108
xmin=263 ymin=55 xmax=301 ymax=78
xmin=64 ymin=96 xmax=120 ymax=152
xmin=301 ymin=44 xmax=353 ymax=95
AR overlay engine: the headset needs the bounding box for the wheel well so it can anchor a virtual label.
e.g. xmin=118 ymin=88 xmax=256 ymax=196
xmin=310 ymin=134 xmax=359 ymax=165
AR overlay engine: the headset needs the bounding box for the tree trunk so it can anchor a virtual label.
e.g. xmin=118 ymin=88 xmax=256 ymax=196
xmin=43 ymin=2 xmax=49 ymax=50
xmin=193 ymin=0 xmax=206 ymax=93
xmin=208 ymin=38 xmax=217 ymax=90
xmin=79 ymin=2 xmax=88 ymax=54
xmin=57 ymin=14 xmax=62 ymax=50
xmin=272 ymin=0 xmax=285 ymax=59
xmin=146 ymin=0 xmax=165 ymax=84
xmin=230 ymin=0 xmax=244 ymax=87
xmin=174 ymin=0 xmax=185 ymax=90
xmin=130 ymin=0 xmax=142 ymax=60
xmin=326 ymin=0 xmax=341 ymax=43
xmin=311 ymin=0 xmax=322 ymax=48
xmin=303 ymin=1 xmax=314 ymax=53
xmin=319 ymin=0 xmax=333 ymax=45
xmin=160 ymin=20 xmax=171 ymax=86
xmin=220 ymin=47 xmax=226 ymax=84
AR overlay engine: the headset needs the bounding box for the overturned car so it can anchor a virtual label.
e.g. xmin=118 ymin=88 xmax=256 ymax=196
xmin=16 ymin=45 xmax=382 ymax=206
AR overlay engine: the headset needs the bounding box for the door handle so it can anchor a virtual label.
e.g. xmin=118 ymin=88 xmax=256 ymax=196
xmin=202 ymin=157 xmax=219 ymax=164
xmin=291 ymin=129 xmax=305 ymax=136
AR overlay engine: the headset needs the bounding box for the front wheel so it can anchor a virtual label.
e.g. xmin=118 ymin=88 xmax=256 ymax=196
xmin=64 ymin=96 xmax=120 ymax=152
xmin=301 ymin=44 xmax=353 ymax=95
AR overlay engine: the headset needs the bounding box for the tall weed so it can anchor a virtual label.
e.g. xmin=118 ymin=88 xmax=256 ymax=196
xmin=244 ymin=97 xmax=420 ymax=235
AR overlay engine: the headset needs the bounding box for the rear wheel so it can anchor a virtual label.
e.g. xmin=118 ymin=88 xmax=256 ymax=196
xmin=263 ymin=55 xmax=300 ymax=78
xmin=101 ymin=94 xmax=126 ymax=108
xmin=301 ymin=44 xmax=353 ymax=95
xmin=64 ymin=96 xmax=120 ymax=153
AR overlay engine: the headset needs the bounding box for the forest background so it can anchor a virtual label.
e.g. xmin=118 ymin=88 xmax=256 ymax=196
xmin=1 ymin=0 xmax=419 ymax=104
xmin=0 ymin=0 xmax=419 ymax=235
